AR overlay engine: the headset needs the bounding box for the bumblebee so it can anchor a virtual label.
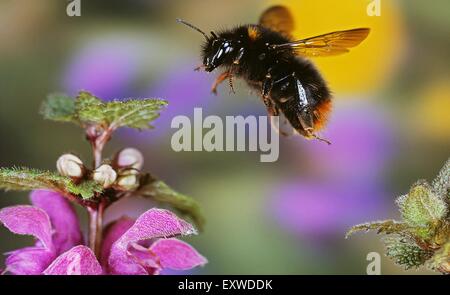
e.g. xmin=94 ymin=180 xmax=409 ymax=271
xmin=178 ymin=5 xmax=370 ymax=143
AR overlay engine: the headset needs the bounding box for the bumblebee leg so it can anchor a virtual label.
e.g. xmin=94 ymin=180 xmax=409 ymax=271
xmin=228 ymin=74 xmax=236 ymax=94
xmin=233 ymin=47 xmax=245 ymax=65
xmin=262 ymin=75 xmax=273 ymax=98
xmin=194 ymin=64 xmax=205 ymax=71
xmin=211 ymin=71 xmax=231 ymax=95
xmin=263 ymin=96 xmax=277 ymax=115
xmin=311 ymin=133 xmax=332 ymax=145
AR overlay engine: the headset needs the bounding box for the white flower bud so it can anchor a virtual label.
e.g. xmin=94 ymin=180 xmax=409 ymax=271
xmin=93 ymin=164 xmax=117 ymax=188
xmin=56 ymin=154 xmax=84 ymax=178
xmin=116 ymin=169 xmax=139 ymax=190
xmin=114 ymin=148 xmax=144 ymax=170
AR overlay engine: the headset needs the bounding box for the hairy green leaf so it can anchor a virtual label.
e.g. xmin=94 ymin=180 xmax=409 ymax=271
xmin=432 ymin=158 xmax=450 ymax=200
xmin=136 ymin=174 xmax=205 ymax=231
xmin=40 ymin=91 xmax=167 ymax=130
xmin=396 ymin=181 xmax=447 ymax=227
xmin=346 ymin=220 xmax=410 ymax=239
xmin=348 ymin=158 xmax=450 ymax=274
xmin=0 ymin=167 xmax=102 ymax=199
xmin=384 ymin=236 xmax=434 ymax=269
xmin=40 ymin=93 xmax=76 ymax=122
xmin=66 ymin=179 xmax=103 ymax=200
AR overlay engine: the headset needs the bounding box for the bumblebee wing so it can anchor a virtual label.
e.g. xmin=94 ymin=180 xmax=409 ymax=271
xmin=259 ymin=5 xmax=295 ymax=38
xmin=271 ymin=28 xmax=370 ymax=57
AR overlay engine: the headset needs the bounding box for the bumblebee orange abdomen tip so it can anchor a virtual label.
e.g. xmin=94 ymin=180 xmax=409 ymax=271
xmin=313 ymin=98 xmax=332 ymax=132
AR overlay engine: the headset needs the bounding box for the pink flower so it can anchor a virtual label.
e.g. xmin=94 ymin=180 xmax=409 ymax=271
xmin=0 ymin=190 xmax=82 ymax=274
xmin=0 ymin=190 xmax=207 ymax=275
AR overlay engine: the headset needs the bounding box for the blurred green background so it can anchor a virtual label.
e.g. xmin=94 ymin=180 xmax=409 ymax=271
xmin=0 ymin=0 xmax=449 ymax=274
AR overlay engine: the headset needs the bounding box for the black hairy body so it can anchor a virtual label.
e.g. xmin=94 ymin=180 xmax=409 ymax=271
xmin=202 ymin=25 xmax=332 ymax=138
xmin=178 ymin=5 xmax=369 ymax=141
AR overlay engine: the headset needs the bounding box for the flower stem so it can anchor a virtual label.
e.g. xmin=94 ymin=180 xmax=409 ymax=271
xmin=87 ymin=205 xmax=99 ymax=255
xmin=87 ymin=127 xmax=112 ymax=258
xmin=94 ymin=200 xmax=106 ymax=257
xmin=87 ymin=200 xmax=106 ymax=258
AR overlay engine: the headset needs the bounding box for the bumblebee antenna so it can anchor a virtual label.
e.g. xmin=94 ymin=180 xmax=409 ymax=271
xmin=176 ymin=18 xmax=209 ymax=40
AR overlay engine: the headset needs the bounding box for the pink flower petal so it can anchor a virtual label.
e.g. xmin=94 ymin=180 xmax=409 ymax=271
xmin=30 ymin=190 xmax=83 ymax=254
xmin=127 ymin=243 xmax=161 ymax=274
xmin=150 ymin=238 xmax=207 ymax=270
xmin=0 ymin=205 xmax=54 ymax=251
xmin=5 ymin=247 xmax=54 ymax=275
xmin=108 ymin=208 xmax=197 ymax=275
xmin=100 ymin=217 xmax=134 ymax=269
xmin=43 ymin=246 xmax=102 ymax=275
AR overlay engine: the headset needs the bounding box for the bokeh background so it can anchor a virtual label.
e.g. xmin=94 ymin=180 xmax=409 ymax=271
xmin=0 ymin=0 xmax=449 ymax=274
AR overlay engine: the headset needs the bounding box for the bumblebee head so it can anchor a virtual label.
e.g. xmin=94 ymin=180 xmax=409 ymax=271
xmin=202 ymin=36 xmax=235 ymax=72
xmin=177 ymin=19 xmax=235 ymax=72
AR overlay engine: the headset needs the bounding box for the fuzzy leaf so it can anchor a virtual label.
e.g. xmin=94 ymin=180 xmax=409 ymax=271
xmin=136 ymin=174 xmax=205 ymax=231
xmin=384 ymin=236 xmax=434 ymax=269
xmin=396 ymin=181 xmax=447 ymax=227
xmin=0 ymin=167 xmax=102 ymax=199
xmin=432 ymin=158 xmax=450 ymax=200
xmin=40 ymin=93 xmax=76 ymax=122
xmin=346 ymin=220 xmax=410 ymax=239
xmin=67 ymin=180 xmax=103 ymax=200
xmin=101 ymin=100 xmax=167 ymax=130
xmin=41 ymin=91 xmax=167 ymax=130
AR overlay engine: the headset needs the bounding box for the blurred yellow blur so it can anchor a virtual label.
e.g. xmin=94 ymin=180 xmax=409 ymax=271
xmin=270 ymin=0 xmax=405 ymax=94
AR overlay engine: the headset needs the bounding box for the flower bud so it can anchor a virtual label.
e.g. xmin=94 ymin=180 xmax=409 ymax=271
xmin=93 ymin=164 xmax=117 ymax=188
xmin=116 ymin=169 xmax=140 ymax=191
xmin=114 ymin=148 xmax=144 ymax=170
xmin=56 ymin=154 xmax=85 ymax=179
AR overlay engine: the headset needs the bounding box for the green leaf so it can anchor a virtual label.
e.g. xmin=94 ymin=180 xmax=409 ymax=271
xmin=396 ymin=181 xmax=447 ymax=227
xmin=384 ymin=236 xmax=434 ymax=269
xmin=432 ymin=158 xmax=450 ymax=200
xmin=40 ymin=91 xmax=167 ymax=131
xmin=136 ymin=174 xmax=205 ymax=231
xmin=74 ymin=91 xmax=106 ymax=125
xmin=104 ymin=98 xmax=167 ymax=130
xmin=40 ymin=93 xmax=76 ymax=122
xmin=66 ymin=179 xmax=103 ymax=200
xmin=0 ymin=167 xmax=102 ymax=199
xmin=346 ymin=220 xmax=410 ymax=239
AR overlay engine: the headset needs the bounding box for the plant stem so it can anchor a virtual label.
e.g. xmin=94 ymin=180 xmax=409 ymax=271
xmin=87 ymin=200 xmax=106 ymax=258
xmin=94 ymin=200 xmax=106 ymax=257
xmin=87 ymin=127 xmax=112 ymax=258
xmin=87 ymin=205 xmax=98 ymax=254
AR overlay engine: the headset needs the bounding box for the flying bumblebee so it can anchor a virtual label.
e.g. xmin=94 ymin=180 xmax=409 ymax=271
xmin=177 ymin=5 xmax=370 ymax=144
